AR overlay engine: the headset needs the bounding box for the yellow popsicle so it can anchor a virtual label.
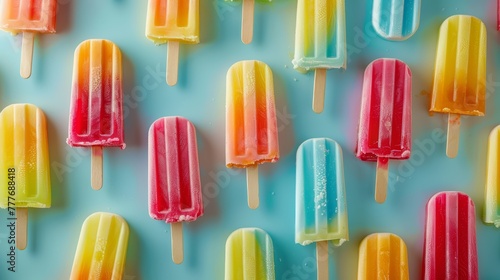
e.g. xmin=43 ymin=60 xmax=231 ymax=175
xmin=0 ymin=103 xmax=51 ymax=250
xmin=485 ymin=125 xmax=500 ymax=227
xmin=430 ymin=15 xmax=486 ymax=158
xmin=0 ymin=103 xmax=51 ymax=208
xmin=70 ymin=212 xmax=129 ymax=280
xmin=358 ymin=233 xmax=409 ymax=280
xmin=145 ymin=0 xmax=200 ymax=85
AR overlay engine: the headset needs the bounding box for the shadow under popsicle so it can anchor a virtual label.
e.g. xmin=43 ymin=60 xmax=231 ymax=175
xmin=123 ymin=222 xmax=143 ymax=280
xmin=260 ymin=65 xmax=296 ymax=211
xmin=55 ymin=0 xmax=74 ymax=34
xmin=46 ymin=113 xmax=68 ymax=210
xmin=200 ymin=0 xmax=218 ymax=44
xmin=120 ymin=51 xmax=142 ymax=148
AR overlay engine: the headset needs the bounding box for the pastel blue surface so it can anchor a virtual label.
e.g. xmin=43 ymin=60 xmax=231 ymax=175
xmin=0 ymin=0 xmax=499 ymax=279
xmin=372 ymin=0 xmax=421 ymax=40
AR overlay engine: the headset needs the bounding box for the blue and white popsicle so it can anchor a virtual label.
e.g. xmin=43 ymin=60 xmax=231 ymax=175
xmin=372 ymin=0 xmax=421 ymax=40
xmin=295 ymin=138 xmax=348 ymax=280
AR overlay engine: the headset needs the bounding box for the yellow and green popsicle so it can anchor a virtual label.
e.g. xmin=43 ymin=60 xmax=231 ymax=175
xmin=485 ymin=125 xmax=500 ymax=227
xmin=0 ymin=103 xmax=51 ymax=250
xmin=225 ymin=228 xmax=275 ymax=279
xmin=293 ymin=0 xmax=346 ymax=113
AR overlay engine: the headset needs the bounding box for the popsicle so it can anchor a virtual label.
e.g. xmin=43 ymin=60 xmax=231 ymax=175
xmin=430 ymin=15 xmax=486 ymax=158
xmin=0 ymin=0 xmax=57 ymax=78
xmin=484 ymin=125 xmax=500 ymax=227
xmin=67 ymin=39 xmax=125 ymax=191
xmin=148 ymin=116 xmax=203 ymax=264
xmin=357 ymin=233 xmax=409 ymax=280
xmin=423 ymin=191 xmax=478 ymax=280
xmin=226 ymin=60 xmax=279 ymax=209
xmin=356 ymin=58 xmax=412 ymax=203
xmin=292 ymin=0 xmax=346 ymax=113
xmin=296 ymin=138 xmax=348 ymax=280
xmin=0 ymin=104 xmax=51 ymax=250
xmin=70 ymin=212 xmax=129 ymax=280
xmin=224 ymin=0 xmax=271 ymax=44
xmin=372 ymin=0 xmax=421 ymax=40
xmin=225 ymin=228 xmax=275 ymax=280
xmin=498 ymin=0 xmax=500 ymax=31
xmin=145 ymin=0 xmax=199 ymax=86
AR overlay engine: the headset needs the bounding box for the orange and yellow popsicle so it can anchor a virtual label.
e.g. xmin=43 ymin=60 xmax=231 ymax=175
xmin=430 ymin=15 xmax=486 ymax=158
xmin=0 ymin=0 xmax=57 ymax=78
xmin=146 ymin=0 xmax=199 ymax=86
xmin=226 ymin=60 xmax=279 ymax=209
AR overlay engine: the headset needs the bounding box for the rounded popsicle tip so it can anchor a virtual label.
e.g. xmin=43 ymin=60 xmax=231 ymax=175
xmin=20 ymin=68 xmax=32 ymax=79
xmin=16 ymin=208 xmax=28 ymax=250
xmin=20 ymin=32 xmax=35 ymax=79
xmin=166 ymin=75 xmax=178 ymax=86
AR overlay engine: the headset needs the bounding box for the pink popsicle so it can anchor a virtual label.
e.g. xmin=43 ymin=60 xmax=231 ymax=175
xmin=148 ymin=116 xmax=203 ymax=264
xmin=356 ymin=58 xmax=412 ymax=203
xmin=67 ymin=39 xmax=125 ymax=190
xmin=423 ymin=191 xmax=478 ymax=280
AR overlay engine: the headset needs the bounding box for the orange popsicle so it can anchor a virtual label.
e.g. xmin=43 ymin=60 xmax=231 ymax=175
xmin=0 ymin=0 xmax=57 ymax=78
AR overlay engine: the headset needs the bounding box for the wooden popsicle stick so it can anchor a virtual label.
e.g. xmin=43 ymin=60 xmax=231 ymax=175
xmin=246 ymin=165 xmax=259 ymax=209
xmin=171 ymin=222 xmax=184 ymax=264
xmin=91 ymin=146 xmax=103 ymax=190
xmin=166 ymin=41 xmax=180 ymax=86
xmin=16 ymin=208 xmax=28 ymax=250
xmin=316 ymin=241 xmax=329 ymax=280
xmin=313 ymin=69 xmax=327 ymax=114
xmin=375 ymin=157 xmax=389 ymax=203
xmin=446 ymin=113 xmax=460 ymax=158
xmin=20 ymin=32 xmax=35 ymax=79
xmin=241 ymin=0 xmax=255 ymax=44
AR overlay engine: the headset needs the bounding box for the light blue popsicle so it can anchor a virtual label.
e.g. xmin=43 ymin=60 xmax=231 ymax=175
xmin=295 ymin=138 xmax=348 ymax=246
xmin=372 ymin=0 xmax=421 ymax=40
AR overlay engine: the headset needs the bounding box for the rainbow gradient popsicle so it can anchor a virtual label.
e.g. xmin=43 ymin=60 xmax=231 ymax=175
xmin=0 ymin=104 xmax=51 ymax=250
xmin=296 ymin=138 xmax=348 ymax=280
xmin=358 ymin=233 xmax=409 ymax=280
xmin=148 ymin=116 xmax=203 ymax=264
xmin=146 ymin=0 xmax=199 ymax=85
xmin=485 ymin=125 xmax=500 ymax=227
xmin=372 ymin=0 xmax=420 ymax=40
xmin=67 ymin=39 xmax=124 ymax=191
xmin=225 ymin=228 xmax=275 ymax=280
xmin=430 ymin=15 xmax=486 ymax=158
xmin=0 ymin=0 xmax=57 ymax=78
xmin=226 ymin=60 xmax=279 ymax=209
xmin=292 ymin=0 xmax=346 ymax=113
xmin=70 ymin=212 xmax=129 ymax=280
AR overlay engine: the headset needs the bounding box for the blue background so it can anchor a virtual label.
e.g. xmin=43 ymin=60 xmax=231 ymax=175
xmin=0 ymin=0 xmax=499 ymax=279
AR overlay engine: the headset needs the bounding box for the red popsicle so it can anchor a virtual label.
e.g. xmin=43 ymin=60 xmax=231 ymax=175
xmin=148 ymin=116 xmax=203 ymax=264
xmin=423 ymin=191 xmax=478 ymax=280
xmin=356 ymin=58 xmax=412 ymax=203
